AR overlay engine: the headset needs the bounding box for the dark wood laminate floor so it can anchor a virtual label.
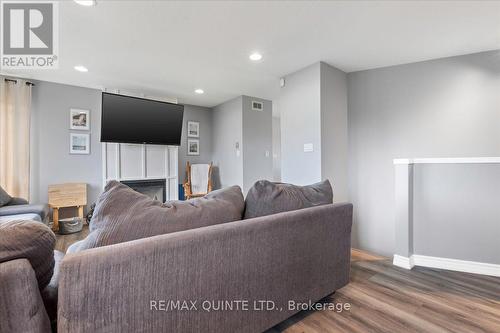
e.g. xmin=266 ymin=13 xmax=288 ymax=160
xmin=55 ymin=223 xmax=89 ymax=252
xmin=267 ymin=249 xmax=500 ymax=333
xmin=56 ymin=229 xmax=500 ymax=333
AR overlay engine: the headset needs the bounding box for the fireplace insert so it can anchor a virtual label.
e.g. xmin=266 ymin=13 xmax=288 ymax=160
xmin=120 ymin=179 xmax=166 ymax=202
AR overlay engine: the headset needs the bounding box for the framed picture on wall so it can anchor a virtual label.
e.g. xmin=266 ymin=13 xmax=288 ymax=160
xmin=187 ymin=121 xmax=199 ymax=138
xmin=187 ymin=139 xmax=200 ymax=155
xmin=70 ymin=133 xmax=90 ymax=154
xmin=70 ymin=108 xmax=90 ymax=130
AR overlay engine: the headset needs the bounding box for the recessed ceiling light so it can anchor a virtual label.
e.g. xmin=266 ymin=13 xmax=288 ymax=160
xmin=74 ymin=0 xmax=97 ymax=6
xmin=195 ymin=89 xmax=204 ymax=94
xmin=249 ymin=52 xmax=262 ymax=61
xmin=74 ymin=65 xmax=88 ymax=72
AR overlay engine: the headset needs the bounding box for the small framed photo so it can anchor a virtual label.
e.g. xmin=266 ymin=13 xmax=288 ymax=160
xmin=70 ymin=108 xmax=90 ymax=130
xmin=187 ymin=139 xmax=199 ymax=156
xmin=187 ymin=121 xmax=199 ymax=138
xmin=70 ymin=133 xmax=90 ymax=154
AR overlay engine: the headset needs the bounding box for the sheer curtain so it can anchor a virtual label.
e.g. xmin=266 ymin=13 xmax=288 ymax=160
xmin=0 ymin=77 xmax=32 ymax=200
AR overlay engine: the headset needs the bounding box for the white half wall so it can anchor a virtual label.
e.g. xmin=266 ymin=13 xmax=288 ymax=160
xmin=348 ymin=50 xmax=500 ymax=257
xmin=394 ymin=158 xmax=500 ymax=265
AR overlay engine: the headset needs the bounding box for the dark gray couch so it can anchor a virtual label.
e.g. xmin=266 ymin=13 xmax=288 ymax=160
xmin=0 ymin=202 xmax=352 ymax=333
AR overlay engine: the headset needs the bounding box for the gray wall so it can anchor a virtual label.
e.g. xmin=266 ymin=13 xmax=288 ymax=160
xmin=272 ymin=116 xmax=281 ymax=182
xmin=320 ymin=62 xmax=349 ymax=202
xmin=30 ymin=81 xmax=102 ymax=209
xmin=211 ymin=96 xmax=244 ymax=190
xmin=30 ymin=80 xmax=212 ymax=206
xmin=279 ymin=61 xmax=349 ymax=202
xmin=348 ymin=50 xmax=500 ymax=257
xmin=178 ymin=104 xmax=213 ymax=182
xmin=280 ymin=63 xmax=322 ymax=185
xmin=211 ymin=95 xmax=273 ymax=193
xmin=413 ymin=163 xmax=500 ymax=264
xmin=242 ymin=95 xmax=273 ymax=193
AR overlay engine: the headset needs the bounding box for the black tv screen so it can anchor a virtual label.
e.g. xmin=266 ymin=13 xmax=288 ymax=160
xmin=101 ymin=93 xmax=184 ymax=145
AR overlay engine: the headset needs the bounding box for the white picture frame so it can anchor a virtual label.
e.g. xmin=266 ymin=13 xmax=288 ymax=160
xmin=70 ymin=133 xmax=90 ymax=154
xmin=187 ymin=121 xmax=200 ymax=138
xmin=187 ymin=139 xmax=200 ymax=156
xmin=70 ymin=108 xmax=90 ymax=130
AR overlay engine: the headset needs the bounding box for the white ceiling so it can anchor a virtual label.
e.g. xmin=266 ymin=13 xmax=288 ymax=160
xmin=2 ymin=0 xmax=499 ymax=107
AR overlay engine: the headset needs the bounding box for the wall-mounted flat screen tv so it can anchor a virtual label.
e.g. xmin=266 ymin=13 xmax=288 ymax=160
xmin=101 ymin=92 xmax=184 ymax=145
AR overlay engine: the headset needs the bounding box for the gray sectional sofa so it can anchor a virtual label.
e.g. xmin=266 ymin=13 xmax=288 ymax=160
xmin=0 ymin=181 xmax=353 ymax=333
xmin=0 ymin=197 xmax=49 ymax=224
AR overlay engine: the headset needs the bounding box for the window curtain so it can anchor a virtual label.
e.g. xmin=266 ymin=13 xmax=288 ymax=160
xmin=0 ymin=77 xmax=32 ymax=200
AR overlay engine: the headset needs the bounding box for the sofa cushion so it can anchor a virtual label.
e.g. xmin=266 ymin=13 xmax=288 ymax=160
xmin=67 ymin=180 xmax=245 ymax=253
xmin=0 ymin=213 xmax=42 ymax=224
xmin=0 ymin=220 xmax=56 ymax=289
xmin=0 ymin=203 xmax=49 ymax=221
xmin=7 ymin=197 xmax=29 ymax=205
xmin=0 ymin=186 xmax=11 ymax=207
xmin=244 ymin=180 xmax=333 ymax=219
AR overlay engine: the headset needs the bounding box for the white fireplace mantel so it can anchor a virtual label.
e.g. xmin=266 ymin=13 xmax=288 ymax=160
xmin=102 ymin=142 xmax=179 ymax=201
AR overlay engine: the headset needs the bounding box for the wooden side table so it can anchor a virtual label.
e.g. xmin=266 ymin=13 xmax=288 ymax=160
xmin=48 ymin=183 xmax=87 ymax=232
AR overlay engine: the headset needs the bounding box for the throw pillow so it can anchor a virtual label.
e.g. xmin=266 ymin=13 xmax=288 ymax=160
xmin=0 ymin=220 xmax=56 ymax=289
xmin=0 ymin=186 xmax=12 ymax=207
xmin=67 ymin=180 xmax=245 ymax=253
xmin=244 ymin=179 xmax=333 ymax=219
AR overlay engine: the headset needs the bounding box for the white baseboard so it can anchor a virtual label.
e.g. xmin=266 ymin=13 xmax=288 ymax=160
xmin=392 ymin=254 xmax=414 ymax=269
xmin=393 ymin=254 xmax=500 ymax=277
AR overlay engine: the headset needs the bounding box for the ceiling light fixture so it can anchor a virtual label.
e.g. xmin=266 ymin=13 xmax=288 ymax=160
xmin=249 ymin=52 xmax=262 ymax=61
xmin=74 ymin=0 xmax=97 ymax=6
xmin=74 ymin=65 xmax=88 ymax=72
xmin=195 ymin=89 xmax=204 ymax=94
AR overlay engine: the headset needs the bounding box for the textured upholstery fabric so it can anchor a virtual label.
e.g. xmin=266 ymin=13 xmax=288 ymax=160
xmin=0 ymin=203 xmax=49 ymax=221
xmin=41 ymin=250 xmax=64 ymax=325
xmin=244 ymin=179 xmax=334 ymax=219
xmin=0 ymin=213 xmax=41 ymax=224
xmin=0 ymin=185 xmax=11 ymax=207
xmin=68 ymin=180 xmax=245 ymax=253
xmin=0 ymin=220 xmax=56 ymax=289
xmin=58 ymin=203 xmax=352 ymax=332
xmin=0 ymin=259 xmax=51 ymax=333
xmin=7 ymin=197 xmax=29 ymax=205
xmin=65 ymin=239 xmax=84 ymax=254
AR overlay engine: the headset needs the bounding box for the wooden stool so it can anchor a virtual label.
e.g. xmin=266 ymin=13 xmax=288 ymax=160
xmin=48 ymin=183 xmax=87 ymax=232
